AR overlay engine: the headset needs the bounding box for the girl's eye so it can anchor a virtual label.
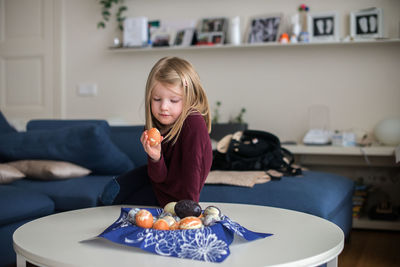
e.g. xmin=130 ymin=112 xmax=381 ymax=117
xmin=153 ymin=98 xmax=161 ymax=102
xmin=171 ymin=99 xmax=180 ymax=103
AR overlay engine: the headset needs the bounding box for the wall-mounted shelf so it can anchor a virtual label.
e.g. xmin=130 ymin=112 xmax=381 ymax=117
xmin=109 ymin=38 xmax=400 ymax=53
xmin=282 ymin=144 xmax=396 ymax=157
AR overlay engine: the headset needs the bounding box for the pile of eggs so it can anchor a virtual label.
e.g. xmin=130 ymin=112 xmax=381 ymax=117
xmin=128 ymin=200 xmax=222 ymax=231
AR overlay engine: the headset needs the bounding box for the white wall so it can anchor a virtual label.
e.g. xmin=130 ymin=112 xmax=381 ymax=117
xmin=6 ymin=0 xmax=400 ymax=142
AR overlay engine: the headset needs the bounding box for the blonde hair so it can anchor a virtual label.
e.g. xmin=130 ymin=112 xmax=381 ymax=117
xmin=145 ymin=56 xmax=211 ymax=144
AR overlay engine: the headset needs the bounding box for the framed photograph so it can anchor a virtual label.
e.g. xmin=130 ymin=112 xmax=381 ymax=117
xmin=151 ymin=32 xmax=171 ymax=47
xmin=198 ymin=17 xmax=228 ymax=33
xmin=350 ymin=8 xmax=383 ymax=39
xmin=308 ymin=12 xmax=339 ymax=42
xmin=174 ymin=28 xmax=195 ymax=47
xmin=197 ymin=32 xmax=225 ymax=45
xmin=247 ymin=14 xmax=283 ymax=43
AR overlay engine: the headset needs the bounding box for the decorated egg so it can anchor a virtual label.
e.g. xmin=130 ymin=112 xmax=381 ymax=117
xmin=161 ymin=215 xmax=177 ymax=227
xmin=163 ymin=202 xmax=177 ymax=216
xmin=153 ymin=219 xmax=170 ymax=230
xmin=174 ymin=200 xmax=202 ymax=218
xmin=204 ymin=206 xmax=221 ymax=217
xmin=148 ymin=128 xmax=161 ymax=146
xmin=170 ymin=221 xmax=180 ymax=230
xmin=127 ymin=208 xmax=140 ymax=224
xmin=179 ymin=216 xmax=203 ymax=230
xmin=202 ymin=214 xmax=220 ymax=226
xmin=135 ymin=209 xmax=153 ymax=229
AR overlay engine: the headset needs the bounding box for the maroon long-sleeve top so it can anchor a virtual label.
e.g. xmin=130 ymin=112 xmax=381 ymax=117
xmin=147 ymin=112 xmax=212 ymax=207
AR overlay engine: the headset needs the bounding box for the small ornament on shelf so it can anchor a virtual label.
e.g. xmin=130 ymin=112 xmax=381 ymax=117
xmin=298 ymin=4 xmax=310 ymax=43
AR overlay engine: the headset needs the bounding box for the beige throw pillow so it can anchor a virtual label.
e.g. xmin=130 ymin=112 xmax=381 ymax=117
xmin=9 ymin=160 xmax=91 ymax=180
xmin=0 ymin=164 xmax=26 ymax=184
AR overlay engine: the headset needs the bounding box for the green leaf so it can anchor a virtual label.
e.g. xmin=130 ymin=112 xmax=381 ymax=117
xmin=97 ymin=22 xmax=106 ymax=29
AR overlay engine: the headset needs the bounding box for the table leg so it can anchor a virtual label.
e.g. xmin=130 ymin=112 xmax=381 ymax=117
xmin=16 ymin=253 xmax=26 ymax=267
xmin=326 ymin=256 xmax=338 ymax=267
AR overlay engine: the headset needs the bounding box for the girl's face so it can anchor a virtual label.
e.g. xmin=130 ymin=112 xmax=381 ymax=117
xmin=151 ymin=81 xmax=184 ymax=128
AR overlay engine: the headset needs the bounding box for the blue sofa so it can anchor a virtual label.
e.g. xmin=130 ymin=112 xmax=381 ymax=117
xmin=0 ymin=118 xmax=354 ymax=266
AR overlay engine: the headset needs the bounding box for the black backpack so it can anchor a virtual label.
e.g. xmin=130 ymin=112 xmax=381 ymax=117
xmin=211 ymin=130 xmax=301 ymax=179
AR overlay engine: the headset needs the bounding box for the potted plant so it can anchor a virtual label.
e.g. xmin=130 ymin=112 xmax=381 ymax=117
xmin=210 ymin=101 xmax=248 ymax=141
xmin=97 ymin=0 xmax=127 ymax=31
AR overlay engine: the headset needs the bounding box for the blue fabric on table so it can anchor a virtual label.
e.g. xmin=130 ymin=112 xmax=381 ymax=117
xmin=11 ymin=175 xmax=114 ymax=211
xmin=0 ymin=125 xmax=134 ymax=175
xmin=0 ymin=110 xmax=17 ymax=134
xmin=0 ymin=185 xmax=54 ymax=226
xmin=99 ymin=207 xmax=271 ymax=263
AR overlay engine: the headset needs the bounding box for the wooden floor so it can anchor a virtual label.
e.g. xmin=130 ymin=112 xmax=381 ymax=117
xmin=339 ymin=229 xmax=400 ymax=267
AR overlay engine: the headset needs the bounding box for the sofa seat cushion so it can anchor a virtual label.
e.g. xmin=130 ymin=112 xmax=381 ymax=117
xmin=0 ymin=185 xmax=54 ymax=226
xmin=200 ymin=170 xmax=354 ymax=220
xmin=11 ymin=175 xmax=114 ymax=211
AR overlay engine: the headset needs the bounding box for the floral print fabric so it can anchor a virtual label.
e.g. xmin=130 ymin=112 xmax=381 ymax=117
xmin=99 ymin=208 xmax=272 ymax=262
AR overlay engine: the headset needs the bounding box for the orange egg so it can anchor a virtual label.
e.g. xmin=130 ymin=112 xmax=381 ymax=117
xmin=135 ymin=209 xmax=153 ymax=229
xmin=179 ymin=216 xmax=203 ymax=230
xmin=148 ymin=128 xmax=161 ymax=146
xmin=170 ymin=222 xmax=180 ymax=230
xmin=152 ymin=219 xmax=170 ymax=230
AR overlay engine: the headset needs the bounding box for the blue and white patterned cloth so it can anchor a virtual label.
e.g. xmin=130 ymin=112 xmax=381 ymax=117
xmin=99 ymin=208 xmax=272 ymax=263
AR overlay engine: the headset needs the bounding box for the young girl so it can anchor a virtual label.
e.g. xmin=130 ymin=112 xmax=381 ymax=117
xmin=101 ymin=56 xmax=212 ymax=207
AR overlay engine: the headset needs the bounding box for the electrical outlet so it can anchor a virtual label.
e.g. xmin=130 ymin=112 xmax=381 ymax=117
xmin=77 ymin=83 xmax=98 ymax=96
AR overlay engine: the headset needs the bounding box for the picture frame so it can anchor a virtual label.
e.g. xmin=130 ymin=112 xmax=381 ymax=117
xmin=174 ymin=28 xmax=195 ymax=47
xmin=307 ymin=12 xmax=339 ymax=42
xmin=247 ymin=14 xmax=283 ymax=43
xmin=198 ymin=17 xmax=228 ymax=34
xmin=197 ymin=32 xmax=225 ymax=45
xmin=151 ymin=31 xmax=172 ymax=47
xmin=350 ymin=8 xmax=383 ymax=39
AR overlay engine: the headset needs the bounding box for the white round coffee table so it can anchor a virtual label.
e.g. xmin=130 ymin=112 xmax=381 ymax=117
xmin=13 ymin=203 xmax=344 ymax=267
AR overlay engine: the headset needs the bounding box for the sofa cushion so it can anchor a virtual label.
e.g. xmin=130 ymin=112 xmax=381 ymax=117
xmin=0 ymin=185 xmax=54 ymax=226
xmin=9 ymin=160 xmax=91 ymax=180
xmin=0 ymin=164 xmax=25 ymax=184
xmin=12 ymin=175 xmax=114 ymax=211
xmin=200 ymin=170 xmax=354 ymax=220
xmin=27 ymin=119 xmax=110 ymax=134
xmin=0 ymin=111 xmax=17 ymax=134
xmin=0 ymin=125 xmax=134 ymax=175
xmin=110 ymin=126 xmax=147 ymax=167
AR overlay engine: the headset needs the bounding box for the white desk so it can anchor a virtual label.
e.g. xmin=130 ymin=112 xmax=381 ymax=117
xmin=14 ymin=203 xmax=344 ymax=267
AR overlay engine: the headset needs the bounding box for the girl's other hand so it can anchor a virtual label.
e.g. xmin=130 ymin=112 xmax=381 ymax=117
xmin=141 ymin=130 xmax=164 ymax=161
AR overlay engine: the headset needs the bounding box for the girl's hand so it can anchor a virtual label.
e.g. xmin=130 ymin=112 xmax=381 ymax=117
xmin=140 ymin=130 xmax=164 ymax=161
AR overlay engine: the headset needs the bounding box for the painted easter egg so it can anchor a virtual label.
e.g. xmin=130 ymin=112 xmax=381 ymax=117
xmin=148 ymin=128 xmax=161 ymax=146
xmin=135 ymin=209 xmax=153 ymax=229
xmin=179 ymin=216 xmax=203 ymax=230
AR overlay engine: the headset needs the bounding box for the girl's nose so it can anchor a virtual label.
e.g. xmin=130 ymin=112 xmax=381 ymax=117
xmin=160 ymin=100 xmax=168 ymax=110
